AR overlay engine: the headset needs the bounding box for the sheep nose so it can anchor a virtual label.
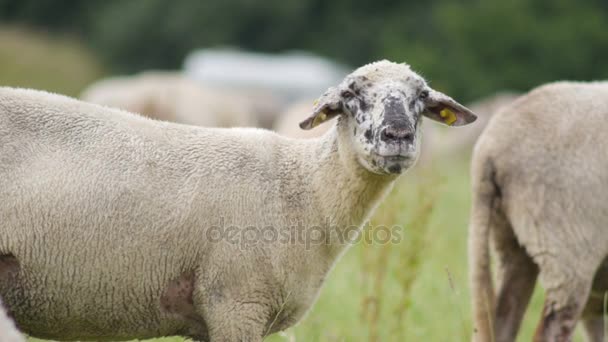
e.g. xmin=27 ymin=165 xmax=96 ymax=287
xmin=380 ymin=126 xmax=414 ymax=144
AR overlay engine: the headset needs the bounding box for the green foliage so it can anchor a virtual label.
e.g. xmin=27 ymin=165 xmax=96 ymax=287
xmin=1 ymin=0 xmax=607 ymax=101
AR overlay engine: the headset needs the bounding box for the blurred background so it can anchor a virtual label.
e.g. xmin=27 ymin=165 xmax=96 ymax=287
xmin=1 ymin=0 xmax=607 ymax=341
xmin=2 ymin=0 xmax=608 ymax=100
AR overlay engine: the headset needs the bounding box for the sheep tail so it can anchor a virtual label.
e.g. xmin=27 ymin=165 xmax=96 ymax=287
xmin=469 ymin=159 xmax=500 ymax=342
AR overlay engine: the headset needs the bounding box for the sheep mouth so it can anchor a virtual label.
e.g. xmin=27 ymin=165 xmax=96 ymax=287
xmin=372 ymin=153 xmax=416 ymax=175
xmin=374 ymin=151 xmax=415 ymax=162
xmin=378 ymin=154 xmax=410 ymax=160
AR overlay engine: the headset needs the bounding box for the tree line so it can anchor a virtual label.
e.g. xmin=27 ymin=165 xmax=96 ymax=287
xmin=1 ymin=0 xmax=607 ymax=101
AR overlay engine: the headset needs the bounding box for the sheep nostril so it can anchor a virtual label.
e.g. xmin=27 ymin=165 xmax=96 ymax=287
xmin=381 ymin=129 xmax=394 ymax=141
xmin=380 ymin=127 xmax=414 ymax=144
xmin=403 ymin=132 xmax=414 ymax=143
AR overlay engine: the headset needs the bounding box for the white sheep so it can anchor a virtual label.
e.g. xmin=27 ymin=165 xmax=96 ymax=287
xmin=0 ymin=60 xmax=475 ymax=341
xmin=80 ymin=71 xmax=264 ymax=128
xmin=0 ymin=298 xmax=24 ymax=342
xmin=236 ymin=89 xmax=283 ymax=129
xmin=469 ymin=81 xmax=608 ymax=342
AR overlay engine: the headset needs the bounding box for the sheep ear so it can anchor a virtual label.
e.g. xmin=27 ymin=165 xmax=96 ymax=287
xmin=299 ymin=87 xmax=342 ymax=130
xmin=422 ymin=89 xmax=477 ymax=127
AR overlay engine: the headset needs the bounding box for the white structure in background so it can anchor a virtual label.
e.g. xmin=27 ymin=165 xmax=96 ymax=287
xmin=183 ymin=49 xmax=348 ymax=104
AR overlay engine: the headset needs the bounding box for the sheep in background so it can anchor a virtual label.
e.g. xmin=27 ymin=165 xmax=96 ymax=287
xmin=420 ymin=92 xmax=519 ymax=163
xmin=0 ymin=298 xmax=24 ymax=342
xmin=469 ymin=82 xmax=608 ymax=342
xmin=240 ymin=89 xmax=283 ymax=129
xmin=0 ymin=60 xmax=476 ymax=341
xmin=273 ymin=99 xmax=333 ymax=139
xmin=80 ymin=71 xmax=265 ymax=128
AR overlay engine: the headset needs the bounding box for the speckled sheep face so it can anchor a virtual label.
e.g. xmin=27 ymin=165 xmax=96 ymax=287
xmin=300 ymin=60 xmax=477 ymax=175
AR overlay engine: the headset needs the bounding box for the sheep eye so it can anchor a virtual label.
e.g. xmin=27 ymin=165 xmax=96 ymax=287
xmin=341 ymin=91 xmax=355 ymax=100
xmin=419 ymin=90 xmax=429 ymax=99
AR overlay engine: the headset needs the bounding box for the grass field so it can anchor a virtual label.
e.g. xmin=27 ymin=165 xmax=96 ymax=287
xmin=1 ymin=26 xmax=587 ymax=342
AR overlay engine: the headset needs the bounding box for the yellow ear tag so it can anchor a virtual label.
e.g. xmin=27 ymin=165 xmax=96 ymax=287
xmin=312 ymin=112 xmax=327 ymax=127
xmin=440 ymin=108 xmax=457 ymax=125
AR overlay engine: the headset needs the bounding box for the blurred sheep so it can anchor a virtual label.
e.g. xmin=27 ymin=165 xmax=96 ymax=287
xmin=273 ymin=99 xmax=333 ymax=139
xmin=81 ymin=71 xmax=275 ymax=128
xmin=470 ymin=82 xmax=608 ymax=342
xmin=236 ymin=89 xmax=282 ymax=129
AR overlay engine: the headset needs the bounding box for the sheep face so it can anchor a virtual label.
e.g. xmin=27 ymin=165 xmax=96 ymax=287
xmin=300 ymin=60 xmax=477 ymax=175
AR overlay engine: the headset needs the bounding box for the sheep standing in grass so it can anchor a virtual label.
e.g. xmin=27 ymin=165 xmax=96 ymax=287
xmin=0 ymin=60 xmax=475 ymax=341
xmin=469 ymin=81 xmax=608 ymax=342
xmin=81 ymin=71 xmax=263 ymax=127
xmin=0 ymin=298 xmax=24 ymax=342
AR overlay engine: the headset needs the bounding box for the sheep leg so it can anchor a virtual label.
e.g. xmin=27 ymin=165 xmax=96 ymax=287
xmin=204 ymin=304 xmax=267 ymax=342
xmin=529 ymin=227 xmax=607 ymax=342
xmin=533 ymin=297 xmax=584 ymax=342
xmin=582 ymin=259 xmax=608 ymax=342
xmin=196 ymin=291 xmax=268 ymax=342
xmin=533 ymin=271 xmax=593 ymax=342
xmin=491 ymin=205 xmax=539 ymax=342
xmin=581 ymin=292 xmax=607 ymax=342
xmin=582 ymin=316 xmax=604 ymax=342
xmin=493 ymin=247 xmax=538 ymax=342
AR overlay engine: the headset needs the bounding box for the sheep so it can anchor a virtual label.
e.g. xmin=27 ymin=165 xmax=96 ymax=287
xmin=0 ymin=298 xmax=24 ymax=342
xmin=80 ymin=71 xmax=263 ymax=128
xmin=233 ymin=89 xmax=283 ymax=130
xmin=469 ymin=81 xmax=608 ymax=342
xmin=272 ymin=99 xmax=333 ymax=139
xmin=0 ymin=60 xmax=476 ymax=341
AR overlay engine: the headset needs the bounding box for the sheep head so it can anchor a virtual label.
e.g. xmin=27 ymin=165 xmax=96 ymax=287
xmin=299 ymin=60 xmax=477 ymax=175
